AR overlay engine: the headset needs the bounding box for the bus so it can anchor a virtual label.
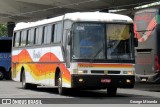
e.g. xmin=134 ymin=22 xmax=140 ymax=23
xmin=0 ymin=36 xmax=12 ymax=80
xmin=134 ymin=8 xmax=160 ymax=83
xmin=12 ymin=12 xmax=136 ymax=95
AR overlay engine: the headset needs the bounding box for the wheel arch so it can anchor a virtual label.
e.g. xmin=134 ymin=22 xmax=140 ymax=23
xmin=55 ymin=67 xmax=61 ymax=86
xmin=20 ymin=66 xmax=25 ymax=82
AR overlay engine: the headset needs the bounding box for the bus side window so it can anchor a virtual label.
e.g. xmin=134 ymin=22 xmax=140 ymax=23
xmin=13 ymin=32 xmax=16 ymax=47
xmin=34 ymin=28 xmax=39 ymax=45
xmin=28 ymin=28 xmax=34 ymax=46
xmin=20 ymin=30 xmax=27 ymax=47
xmin=42 ymin=26 xmax=46 ymax=44
xmin=51 ymin=24 xmax=55 ymax=43
xmin=36 ymin=27 xmax=43 ymax=45
xmin=19 ymin=31 xmax=22 ymax=46
xmin=54 ymin=23 xmax=62 ymax=43
xmin=46 ymin=25 xmax=52 ymax=44
xmin=14 ymin=31 xmax=20 ymax=47
xmin=44 ymin=26 xmax=51 ymax=44
xmin=26 ymin=29 xmax=31 ymax=46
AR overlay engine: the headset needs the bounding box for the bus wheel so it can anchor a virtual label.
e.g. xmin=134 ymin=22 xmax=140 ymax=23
xmin=21 ymin=71 xmax=30 ymax=89
xmin=0 ymin=70 xmax=4 ymax=80
xmin=107 ymin=87 xmax=117 ymax=96
xmin=5 ymin=70 xmax=12 ymax=80
xmin=57 ymin=73 xmax=66 ymax=95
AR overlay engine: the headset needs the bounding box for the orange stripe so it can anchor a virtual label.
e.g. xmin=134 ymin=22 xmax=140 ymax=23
xmin=78 ymin=63 xmax=133 ymax=68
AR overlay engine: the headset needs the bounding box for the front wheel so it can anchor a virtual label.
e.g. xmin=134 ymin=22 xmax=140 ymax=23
xmin=57 ymin=73 xmax=67 ymax=95
xmin=107 ymin=87 xmax=117 ymax=96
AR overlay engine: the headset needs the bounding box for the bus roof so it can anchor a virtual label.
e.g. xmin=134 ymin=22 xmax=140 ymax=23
xmin=0 ymin=36 xmax=12 ymax=40
xmin=14 ymin=12 xmax=133 ymax=31
xmin=135 ymin=8 xmax=158 ymax=15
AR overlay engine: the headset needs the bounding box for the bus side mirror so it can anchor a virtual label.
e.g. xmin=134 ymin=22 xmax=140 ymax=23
xmin=134 ymin=38 xmax=138 ymax=47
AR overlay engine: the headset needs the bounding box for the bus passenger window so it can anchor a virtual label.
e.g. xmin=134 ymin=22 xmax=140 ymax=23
xmin=43 ymin=26 xmax=48 ymax=44
xmin=36 ymin=27 xmax=43 ymax=45
xmin=26 ymin=30 xmax=31 ymax=46
xmin=19 ymin=31 xmax=22 ymax=46
xmin=51 ymin=24 xmax=55 ymax=43
xmin=54 ymin=23 xmax=62 ymax=43
xmin=13 ymin=32 xmax=16 ymax=47
xmin=45 ymin=25 xmax=52 ymax=44
xmin=14 ymin=31 xmax=20 ymax=47
xmin=35 ymin=28 xmax=39 ymax=45
xmin=20 ymin=30 xmax=27 ymax=46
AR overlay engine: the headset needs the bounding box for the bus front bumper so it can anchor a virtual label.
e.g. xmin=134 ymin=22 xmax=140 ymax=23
xmin=71 ymin=75 xmax=135 ymax=89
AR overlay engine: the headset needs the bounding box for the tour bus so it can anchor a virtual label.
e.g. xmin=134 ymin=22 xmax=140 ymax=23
xmin=12 ymin=12 xmax=137 ymax=95
xmin=0 ymin=36 xmax=12 ymax=80
xmin=134 ymin=8 xmax=160 ymax=83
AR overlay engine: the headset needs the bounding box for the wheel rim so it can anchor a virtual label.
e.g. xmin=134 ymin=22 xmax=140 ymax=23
xmin=58 ymin=77 xmax=62 ymax=93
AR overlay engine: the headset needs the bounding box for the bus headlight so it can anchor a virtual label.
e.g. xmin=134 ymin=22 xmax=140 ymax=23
xmin=123 ymin=71 xmax=133 ymax=75
xmin=78 ymin=70 xmax=88 ymax=74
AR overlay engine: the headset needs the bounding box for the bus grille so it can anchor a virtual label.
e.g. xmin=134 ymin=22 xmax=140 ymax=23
xmin=91 ymin=70 xmax=121 ymax=74
xmin=91 ymin=70 xmax=104 ymax=74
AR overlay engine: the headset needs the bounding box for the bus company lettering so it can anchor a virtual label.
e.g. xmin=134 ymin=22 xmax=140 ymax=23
xmin=0 ymin=54 xmax=11 ymax=59
xmin=78 ymin=64 xmax=94 ymax=68
xmin=33 ymin=50 xmax=41 ymax=58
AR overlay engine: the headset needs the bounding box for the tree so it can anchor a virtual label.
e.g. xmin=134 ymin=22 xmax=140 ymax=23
xmin=0 ymin=24 xmax=7 ymax=36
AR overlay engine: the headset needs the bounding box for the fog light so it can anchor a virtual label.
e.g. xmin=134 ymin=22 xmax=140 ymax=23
xmin=79 ymin=78 xmax=83 ymax=82
xmin=126 ymin=79 xmax=131 ymax=83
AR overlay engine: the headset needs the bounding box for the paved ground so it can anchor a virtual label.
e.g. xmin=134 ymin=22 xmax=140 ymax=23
xmin=0 ymin=80 xmax=160 ymax=104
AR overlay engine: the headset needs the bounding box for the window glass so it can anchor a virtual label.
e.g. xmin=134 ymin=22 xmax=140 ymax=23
xmin=15 ymin=32 xmax=20 ymax=47
xmin=33 ymin=28 xmax=37 ymax=44
xmin=43 ymin=26 xmax=47 ymax=44
xmin=46 ymin=25 xmax=52 ymax=44
xmin=19 ymin=31 xmax=22 ymax=46
xmin=26 ymin=29 xmax=31 ymax=46
xmin=51 ymin=24 xmax=55 ymax=43
xmin=20 ymin=30 xmax=27 ymax=46
xmin=13 ymin=32 xmax=16 ymax=47
xmin=36 ymin=27 xmax=43 ymax=45
xmin=54 ymin=23 xmax=62 ymax=43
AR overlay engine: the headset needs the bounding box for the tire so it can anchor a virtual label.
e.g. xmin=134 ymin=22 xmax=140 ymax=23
xmin=5 ymin=70 xmax=12 ymax=80
xmin=57 ymin=72 xmax=67 ymax=95
xmin=22 ymin=70 xmax=37 ymax=89
xmin=21 ymin=71 xmax=31 ymax=89
xmin=107 ymin=87 xmax=117 ymax=96
xmin=0 ymin=70 xmax=4 ymax=80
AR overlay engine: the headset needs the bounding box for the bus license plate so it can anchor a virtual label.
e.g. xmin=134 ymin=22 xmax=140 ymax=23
xmin=101 ymin=79 xmax=111 ymax=83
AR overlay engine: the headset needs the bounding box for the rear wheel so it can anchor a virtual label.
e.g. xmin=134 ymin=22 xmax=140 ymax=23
xmin=107 ymin=87 xmax=117 ymax=96
xmin=21 ymin=71 xmax=34 ymax=89
xmin=57 ymin=72 xmax=67 ymax=95
xmin=0 ymin=70 xmax=4 ymax=80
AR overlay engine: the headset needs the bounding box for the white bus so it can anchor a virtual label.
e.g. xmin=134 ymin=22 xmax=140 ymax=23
xmin=12 ymin=12 xmax=136 ymax=95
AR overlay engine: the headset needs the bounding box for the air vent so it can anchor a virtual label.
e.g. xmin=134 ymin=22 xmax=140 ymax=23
xmin=108 ymin=71 xmax=120 ymax=74
xmin=91 ymin=70 xmax=104 ymax=74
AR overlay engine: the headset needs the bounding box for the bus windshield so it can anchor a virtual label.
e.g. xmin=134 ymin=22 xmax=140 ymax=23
xmin=72 ymin=23 xmax=134 ymax=61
